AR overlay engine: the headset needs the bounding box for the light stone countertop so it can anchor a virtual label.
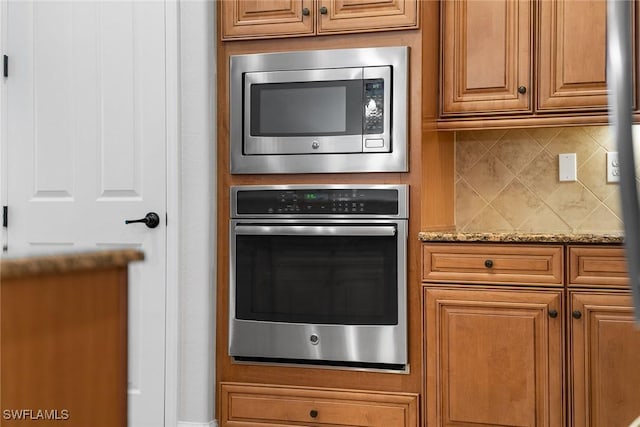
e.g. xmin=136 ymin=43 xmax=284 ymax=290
xmin=1 ymin=247 xmax=144 ymax=279
xmin=418 ymin=231 xmax=625 ymax=244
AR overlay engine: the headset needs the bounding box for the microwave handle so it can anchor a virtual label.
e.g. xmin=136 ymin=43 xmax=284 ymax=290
xmin=234 ymin=224 xmax=396 ymax=237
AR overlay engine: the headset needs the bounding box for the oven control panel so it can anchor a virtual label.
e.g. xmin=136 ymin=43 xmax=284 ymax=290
xmin=235 ymin=188 xmax=400 ymax=215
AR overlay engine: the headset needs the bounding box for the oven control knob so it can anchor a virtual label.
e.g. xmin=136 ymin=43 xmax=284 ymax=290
xmin=309 ymin=334 xmax=320 ymax=345
xmin=312 ymin=140 xmax=320 ymax=150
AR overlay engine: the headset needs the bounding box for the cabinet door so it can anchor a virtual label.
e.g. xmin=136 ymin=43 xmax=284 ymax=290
xmin=570 ymin=291 xmax=640 ymax=427
xmin=441 ymin=0 xmax=532 ymax=115
xmin=537 ymin=0 xmax=618 ymax=111
xmin=220 ymin=0 xmax=314 ymax=40
xmin=318 ymin=0 xmax=418 ymax=34
xmin=424 ymin=287 xmax=563 ymax=427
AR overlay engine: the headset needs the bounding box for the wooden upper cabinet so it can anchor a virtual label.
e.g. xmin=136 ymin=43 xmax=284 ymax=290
xmin=441 ymin=0 xmax=533 ymax=116
xmin=221 ymin=0 xmax=418 ymax=40
xmin=220 ymin=0 xmax=315 ymax=39
xmin=439 ymin=0 xmax=638 ymax=127
xmin=318 ymin=0 xmax=418 ymax=34
xmin=537 ymin=0 xmax=610 ymax=111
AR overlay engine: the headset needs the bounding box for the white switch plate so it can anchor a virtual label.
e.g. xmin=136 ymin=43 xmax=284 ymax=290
xmin=559 ymin=153 xmax=577 ymax=182
xmin=607 ymin=151 xmax=620 ymax=183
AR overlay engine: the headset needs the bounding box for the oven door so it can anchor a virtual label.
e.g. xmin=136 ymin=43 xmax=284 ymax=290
xmin=229 ymin=219 xmax=407 ymax=369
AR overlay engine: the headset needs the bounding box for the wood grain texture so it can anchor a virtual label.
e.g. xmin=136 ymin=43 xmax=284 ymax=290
xmin=537 ymin=0 xmax=614 ymax=111
xmin=220 ymin=382 xmax=419 ymax=426
xmin=1 ymin=267 xmax=128 ymax=427
xmin=422 ymin=243 xmax=564 ymax=285
xmin=424 ymin=287 xmax=564 ymax=427
xmin=220 ymin=0 xmax=418 ymax=40
xmin=221 ymin=0 xmax=315 ymax=40
xmin=441 ymin=0 xmax=532 ymax=115
xmin=567 ymin=245 xmax=629 ymax=288
xmin=569 ymin=291 xmax=640 ymax=427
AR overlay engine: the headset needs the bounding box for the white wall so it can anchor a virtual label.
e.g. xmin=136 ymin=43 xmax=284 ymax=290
xmin=178 ymin=0 xmax=216 ymax=425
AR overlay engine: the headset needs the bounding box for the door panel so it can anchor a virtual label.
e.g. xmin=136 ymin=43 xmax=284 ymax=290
xmin=537 ymin=0 xmax=614 ymax=111
xmin=424 ymin=287 xmax=564 ymax=427
xmin=441 ymin=0 xmax=532 ymax=115
xmin=570 ymin=291 xmax=640 ymax=427
xmin=6 ymin=2 xmax=166 ymax=426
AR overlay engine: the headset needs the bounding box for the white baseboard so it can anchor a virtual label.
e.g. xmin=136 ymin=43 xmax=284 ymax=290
xmin=177 ymin=421 xmax=217 ymax=427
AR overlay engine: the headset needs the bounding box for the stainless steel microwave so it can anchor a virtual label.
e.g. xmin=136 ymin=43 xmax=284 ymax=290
xmin=229 ymin=46 xmax=409 ymax=174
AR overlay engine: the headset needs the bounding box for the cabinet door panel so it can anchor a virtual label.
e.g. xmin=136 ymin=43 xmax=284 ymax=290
xmin=221 ymin=0 xmax=314 ymax=40
xmin=570 ymin=291 xmax=640 ymax=427
xmin=441 ymin=0 xmax=532 ymax=115
xmin=318 ymin=0 xmax=418 ymax=33
xmin=425 ymin=287 xmax=563 ymax=427
xmin=537 ymin=0 xmax=614 ymax=111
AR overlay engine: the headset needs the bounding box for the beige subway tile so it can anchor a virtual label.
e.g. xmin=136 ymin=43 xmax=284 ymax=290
xmin=545 ymin=127 xmax=599 ymax=168
xmin=577 ymin=205 xmax=623 ymax=233
xmin=526 ymin=127 xmax=562 ymax=147
xmin=464 ymin=205 xmax=513 ymax=232
xmin=519 ymin=151 xmax=559 ymax=200
xmin=456 ymin=137 xmax=488 ymax=175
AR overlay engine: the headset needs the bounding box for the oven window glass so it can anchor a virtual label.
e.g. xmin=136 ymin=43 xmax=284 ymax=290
xmin=235 ymin=233 xmax=398 ymax=325
xmin=250 ymin=80 xmax=363 ymax=136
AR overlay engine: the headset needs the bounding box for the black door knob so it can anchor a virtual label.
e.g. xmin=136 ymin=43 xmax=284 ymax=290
xmin=549 ymin=309 xmax=558 ymax=318
xmin=572 ymin=310 xmax=582 ymax=319
xmin=125 ymin=212 xmax=160 ymax=229
xmin=484 ymin=259 xmax=494 ymax=268
xmin=302 ymin=7 xmax=310 ymax=16
xmin=518 ymin=86 xmax=527 ymax=94
xmin=310 ymin=409 xmax=318 ymax=418
xmin=319 ymin=6 xmax=328 ymax=14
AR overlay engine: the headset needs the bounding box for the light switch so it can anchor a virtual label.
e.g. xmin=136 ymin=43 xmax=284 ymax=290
xmin=559 ymin=153 xmax=577 ymax=182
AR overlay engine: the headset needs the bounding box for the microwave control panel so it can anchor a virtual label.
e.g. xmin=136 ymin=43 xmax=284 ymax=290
xmin=363 ymin=79 xmax=384 ymax=134
xmin=236 ymin=188 xmax=399 ymax=215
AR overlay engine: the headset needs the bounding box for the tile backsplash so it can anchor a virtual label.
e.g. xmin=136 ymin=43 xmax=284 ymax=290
xmin=455 ymin=126 xmax=640 ymax=233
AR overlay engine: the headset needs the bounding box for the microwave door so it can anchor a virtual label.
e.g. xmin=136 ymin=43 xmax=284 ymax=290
xmin=244 ymin=68 xmax=364 ymax=155
xmin=607 ymin=0 xmax=640 ymax=323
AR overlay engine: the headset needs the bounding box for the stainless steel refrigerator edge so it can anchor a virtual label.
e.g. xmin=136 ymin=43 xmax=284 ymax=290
xmin=608 ymin=0 xmax=640 ymax=322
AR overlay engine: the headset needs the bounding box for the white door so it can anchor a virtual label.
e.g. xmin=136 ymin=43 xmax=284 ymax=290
xmin=4 ymin=2 xmax=167 ymax=426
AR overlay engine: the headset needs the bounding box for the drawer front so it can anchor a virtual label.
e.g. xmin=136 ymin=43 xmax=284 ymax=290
xmin=220 ymin=383 xmax=419 ymax=427
xmin=568 ymin=246 xmax=628 ymax=288
xmin=422 ymin=243 xmax=563 ymax=286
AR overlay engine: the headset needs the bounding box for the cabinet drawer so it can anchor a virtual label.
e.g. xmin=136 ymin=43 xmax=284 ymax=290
xmin=422 ymin=243 xmax=563 ymax=286
xmin=568 ymin=246 xmax=628 ymax=288
xmin=220 ymin=382 xmax=419 ymax=427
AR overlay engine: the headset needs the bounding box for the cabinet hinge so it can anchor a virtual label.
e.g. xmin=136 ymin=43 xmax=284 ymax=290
xmin=3 ymin=55 xmax=7 ymax=78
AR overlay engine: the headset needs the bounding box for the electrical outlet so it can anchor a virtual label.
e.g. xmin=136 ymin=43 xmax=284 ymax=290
xmin=559 ymin=153 xmax=577 ymax=182
xmin=607 ymin=151 xmax=620 ymax=183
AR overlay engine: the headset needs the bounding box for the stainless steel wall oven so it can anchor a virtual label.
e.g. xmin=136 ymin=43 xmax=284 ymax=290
xmin=229 ymin=184 xmax=408 ymax=371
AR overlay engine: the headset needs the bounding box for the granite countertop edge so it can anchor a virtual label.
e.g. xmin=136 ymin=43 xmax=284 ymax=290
xmin=418 ymin=231 xmax=625 ymax=244
xmin=1 ymin=248 xmax=145 ymax=279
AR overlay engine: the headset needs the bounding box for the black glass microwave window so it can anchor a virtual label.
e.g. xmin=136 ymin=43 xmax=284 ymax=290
xmin=250 ymin=80 xmax=363 ymax=136
xmin=235 ymin=233 xmax=398 ymax=325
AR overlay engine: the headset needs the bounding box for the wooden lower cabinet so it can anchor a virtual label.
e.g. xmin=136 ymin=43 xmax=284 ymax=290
xmin=424 ymin=287 xmax=564 ymax=427
xmin=569 ymin=291 xmax=640 ymax=427
xmin=219 ymin=382 xmax=419 ymax=426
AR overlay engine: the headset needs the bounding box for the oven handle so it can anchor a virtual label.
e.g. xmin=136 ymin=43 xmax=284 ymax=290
xmin=234 ymin=224 xmax=397 ymax=237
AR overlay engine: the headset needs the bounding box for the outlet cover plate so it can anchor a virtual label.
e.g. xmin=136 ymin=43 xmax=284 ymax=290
xmin=559 ymin=153 xmax=577 ymax=182
xmin=607 ymin=151 xmax=620 ymax=183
